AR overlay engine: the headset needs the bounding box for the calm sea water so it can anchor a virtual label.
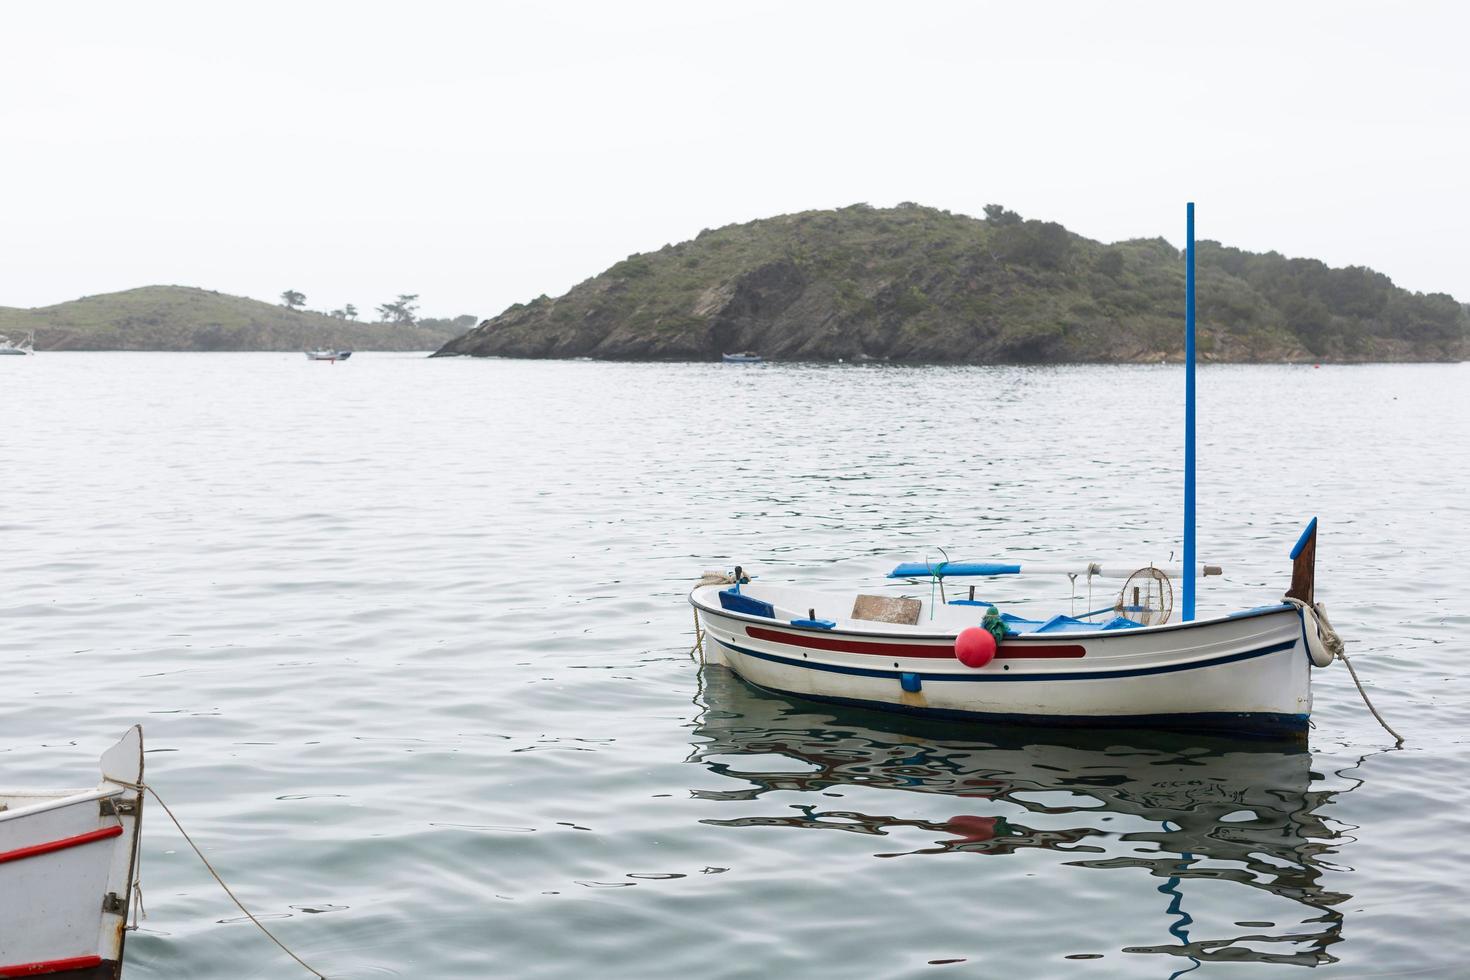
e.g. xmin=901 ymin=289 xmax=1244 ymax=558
xmin=2 ymin=353 xmax=1469 ymax=978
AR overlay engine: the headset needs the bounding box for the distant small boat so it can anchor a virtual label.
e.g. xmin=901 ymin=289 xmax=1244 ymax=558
xmin=304 ymin=349 xmax=352 ymax=362
xmin=0 ymin=331 xmax=35 ymax=355
xmin=722 ymin=351 xmax=762 ymax=363
xmin=0 ymin=726 xmax=144 ymax=979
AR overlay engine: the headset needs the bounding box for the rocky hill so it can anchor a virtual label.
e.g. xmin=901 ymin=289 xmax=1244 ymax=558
xmin=0 ymin=286 xmax=461 ymax=351
xmin=434 ymin=204 xmax=1466 ymax=363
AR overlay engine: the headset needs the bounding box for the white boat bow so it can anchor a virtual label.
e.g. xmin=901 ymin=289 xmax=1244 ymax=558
xmin=0 ymin=727 xmax=143 ymax=979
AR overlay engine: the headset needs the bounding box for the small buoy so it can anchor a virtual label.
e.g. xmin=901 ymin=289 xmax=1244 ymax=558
xmin=955 ymin=626 xmax=996 ymax=668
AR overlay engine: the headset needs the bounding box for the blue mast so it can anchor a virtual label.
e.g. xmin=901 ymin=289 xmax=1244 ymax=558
xmin=1183 ymin=203 xmax=1197 ymax=622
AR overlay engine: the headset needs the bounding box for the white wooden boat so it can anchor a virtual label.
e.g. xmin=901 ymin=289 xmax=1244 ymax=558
xmin=0 ymin=727 xmax=143 ymax=979
xmin=0 ymin=331 xmax=35 ymax=355
xmin=304 ymin=349 xmax=352 ymax=361
xmin=691 ymin=530 xmax=1329 ymax=737
xmin=691 ymin=205 xmax=1345 ymax=739
xmin=721 ymin=351 xmax=762 ymax=363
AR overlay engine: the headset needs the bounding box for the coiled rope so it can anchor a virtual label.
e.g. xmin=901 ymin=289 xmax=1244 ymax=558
xmin=108 ymin=778 xmax=327 ymax=978
xmin=1286 ymin=597 xmax=1404 ymax=746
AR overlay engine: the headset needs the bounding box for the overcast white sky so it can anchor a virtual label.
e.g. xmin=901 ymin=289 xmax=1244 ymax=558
xmin=4 ymin=1 xmax=1467 ymax=318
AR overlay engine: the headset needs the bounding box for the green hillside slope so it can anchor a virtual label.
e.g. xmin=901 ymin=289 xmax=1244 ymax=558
xmin=0 ymin=286 xmax=460 ymax=351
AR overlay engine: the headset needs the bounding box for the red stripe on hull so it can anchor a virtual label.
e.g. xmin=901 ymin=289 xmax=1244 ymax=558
xmin=0 ymin=956 xmax=103 ymax=978
xmin=747 ymin=626 xmax=951 ymax=657
xmin=745 ymin=626 xmax=1084 ymax=660
xmin=997 ymin=645 xmax=1086 ymax=660
xmin=0 ymin=826 xmax=123 ymax=866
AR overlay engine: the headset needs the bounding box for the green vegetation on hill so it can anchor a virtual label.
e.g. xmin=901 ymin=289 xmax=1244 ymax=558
xmin=435 ymin=203 xmax=1466 ymax=363
xmin=0 ymin=286 xmax=464 ymax=351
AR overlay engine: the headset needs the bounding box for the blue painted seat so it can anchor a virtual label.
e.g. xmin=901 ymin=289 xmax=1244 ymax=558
xmin=1034 ymin=615 xmax=1093 ymax=634
xmin=718 ymin=588 xmax=775 ymax=618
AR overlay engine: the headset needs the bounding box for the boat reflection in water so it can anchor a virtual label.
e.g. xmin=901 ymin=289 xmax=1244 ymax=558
xmin=690 ymin=665 xmax=1364 ymax=970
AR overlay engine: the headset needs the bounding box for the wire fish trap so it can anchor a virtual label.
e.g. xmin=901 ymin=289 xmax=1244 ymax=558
xmin=1117 ymin=566 xmax=1173 ymax=625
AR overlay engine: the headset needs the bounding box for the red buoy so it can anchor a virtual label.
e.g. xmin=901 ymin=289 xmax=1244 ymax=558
xmin=955 ymin=626 xmax=996 ymax=668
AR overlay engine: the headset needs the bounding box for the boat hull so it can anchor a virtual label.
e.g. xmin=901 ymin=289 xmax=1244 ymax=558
xmin=0 ymin=728 xmax=143 ymax=980
xmin=0 ymin=959 xmax=119 ymax=978
xmin=691 ymin=586 xmax=1311 ymax=736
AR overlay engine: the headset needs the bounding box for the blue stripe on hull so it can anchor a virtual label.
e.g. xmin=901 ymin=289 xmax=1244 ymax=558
xmin=731 ymin=675 xmax=1309 ymax=738
xmin=713 ymin=637 xmax=1298 ymax=682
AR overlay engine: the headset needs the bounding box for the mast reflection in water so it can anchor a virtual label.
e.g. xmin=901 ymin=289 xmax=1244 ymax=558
xmin=689 ymin=665 xmax=1367 ymax=969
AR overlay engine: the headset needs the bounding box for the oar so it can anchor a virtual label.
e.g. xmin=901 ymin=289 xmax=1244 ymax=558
xmin=888 ymin=561 xmax=1223 ymax=581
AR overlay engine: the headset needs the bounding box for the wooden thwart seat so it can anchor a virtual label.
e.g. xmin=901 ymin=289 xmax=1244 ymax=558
xmin=851 ymin=594 xmax=922 ymax=626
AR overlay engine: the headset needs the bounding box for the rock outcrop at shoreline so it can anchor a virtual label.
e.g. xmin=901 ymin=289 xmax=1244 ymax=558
xmin=435 ymin=203 xmax=1465 ymax=363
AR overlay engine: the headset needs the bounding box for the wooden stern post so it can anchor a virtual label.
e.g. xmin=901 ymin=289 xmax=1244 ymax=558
xmin=1286 ymin=517 xmax=1317 ymax=605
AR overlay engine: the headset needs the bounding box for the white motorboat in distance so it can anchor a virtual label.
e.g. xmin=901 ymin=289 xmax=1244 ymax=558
xmin=304 ymin=349 xmax=352 ymax=362
xmin=0 ymin=331 xmax=35 ymax=355
xmin=0 ymin=727 xmax=143 ymax=979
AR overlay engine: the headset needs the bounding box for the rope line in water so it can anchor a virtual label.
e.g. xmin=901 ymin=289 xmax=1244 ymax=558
xmin=1335 ymin=647 xmax=1404 ymax=746
xmin=1287 ymin=598 xmax=1404 ymax=746
xmin=109 ymin=778 xmax=327 ymax=979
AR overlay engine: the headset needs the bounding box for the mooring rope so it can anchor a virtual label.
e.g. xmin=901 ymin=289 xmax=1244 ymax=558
xmin=690 ymin=571 xmax=732 ymax=662
xmin=1286 ymin=598 xmax=1404 ymax=746
xmin=1337 ymin=646 xmax=1405 ymax=746
xmin=107 ymin=778 xmax=327 ymax=978
xmin=689 ymin=605 xmax=705 ymax=662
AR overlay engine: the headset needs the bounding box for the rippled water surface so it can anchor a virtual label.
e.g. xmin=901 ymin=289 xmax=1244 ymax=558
xmin=3 ymin=354 xmax=1469 ymax=978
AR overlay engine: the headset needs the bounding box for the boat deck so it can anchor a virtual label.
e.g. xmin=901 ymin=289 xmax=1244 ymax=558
xmin=704 ymin=583 xmax=1152 ymax=637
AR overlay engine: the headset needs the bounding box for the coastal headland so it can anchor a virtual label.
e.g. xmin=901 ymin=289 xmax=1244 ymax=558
xmin=434 ymin=204 xmax=1466 ymax=363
